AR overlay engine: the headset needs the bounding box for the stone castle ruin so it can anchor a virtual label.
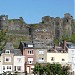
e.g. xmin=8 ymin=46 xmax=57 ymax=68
xmin=0 ymin=13 xmax=74 ymax=49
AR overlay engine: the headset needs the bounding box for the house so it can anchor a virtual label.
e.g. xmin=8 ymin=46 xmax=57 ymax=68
xmin=36 ymin=48 xmax=47 ymax=63
xmin=1 ymin=50 xmax=14 ymax=73
xmin=14 ymin=49 xmax=25 ymax=72
xmin=66 ymin=42 xmax=75 ymax=74
xmin=19 ymin=42 xmax=36 ymax=74
xmin=47 ymin=52 xmax=68 ymax=64
xmin=1 ymin=42 xmax=25 ymax=73
xmin=0 ymin=52 xmax=2 ymax=74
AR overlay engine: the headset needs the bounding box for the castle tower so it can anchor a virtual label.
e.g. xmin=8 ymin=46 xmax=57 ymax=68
xmin=63 ymin=13 xmax=73 ymax=38
xmin=55 ymin=17 xmax=62 ymax=40
xmin=42 ymin=16 xmax=51 ymax=23
xmin=0 ymin=15 xmax=8 ymax=31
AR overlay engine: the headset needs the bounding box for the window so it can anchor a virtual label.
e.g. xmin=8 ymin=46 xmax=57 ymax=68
xmin=14 ymin=66 xmax=16 ymax=71
xmin=17 ymin=58 xmax=21 ymax=62
xmin=7 ymin=66 xmax=11 ymax=69
xmin=5 ymin=50 xmax=10 ymax=54
xmin=28 ymin=44 xmax=33 ymax=47
xmin=28 ymin=58 xmax=33 ymax=64
xmin=51 ymin=57 xmax=54 ymax=61
xmin=62 ymin=59 xmax=65 ymax=61
xmin=3 ymin=66 xmax=5 ymax=70
xmin=29 ymin=61 xmax=32 ymax=64
xmin=39 ymin=50 xmax=44 ymax=54
xmin=5 ymin=57 xmax=11 ymax=62
xmin=17 ymin=66 xmax=21 ymax=71
xmin=39 ymin=57 xmax=44 ymax=62
xmin=28 ymin=50 xmax=33 ymax=54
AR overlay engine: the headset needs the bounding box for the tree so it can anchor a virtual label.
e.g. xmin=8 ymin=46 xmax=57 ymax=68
xmin=33 ymin=63 xmax=70 ymax=75
xmin=62 ymin=65 xmax=70 ymax=75
xmin=0 ymin=30 xmax=7 ymax=50
xmin=70 ymin=34 xmax=75 ymax=43
xmin=44 ymin=63 xmax=53 ymax=75
xmin=33 ymin=63 xmax=43 ymax=75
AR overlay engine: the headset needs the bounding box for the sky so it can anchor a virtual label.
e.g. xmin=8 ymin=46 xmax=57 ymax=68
xmin=0 ymin=0 xmax=74 ymax=24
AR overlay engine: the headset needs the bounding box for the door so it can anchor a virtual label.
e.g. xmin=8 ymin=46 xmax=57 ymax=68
xmin=27 ymin=66 xmax=30 ymax=73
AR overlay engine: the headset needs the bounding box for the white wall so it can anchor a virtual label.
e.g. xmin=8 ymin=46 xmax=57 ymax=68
xmin=47 ymin=53 xmax=68 ymax=64
xmin=2 ymin=65 xmax=12 ymax=72
xmin=0 ymin=56 xmax=2 ymax=74
xmin=68 ymin=48 xmax=75 ymax=63
xmin=14 ymin=56 xmax=25 ymax=72
xmin=68 ymin=48 xmax=75 ymax=72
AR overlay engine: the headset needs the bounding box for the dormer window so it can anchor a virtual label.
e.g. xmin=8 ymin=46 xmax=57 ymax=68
xmin=28 ymin=44 xmax=33 ymax=47
xmin=5 ymin=50 xmax=10 ymax=54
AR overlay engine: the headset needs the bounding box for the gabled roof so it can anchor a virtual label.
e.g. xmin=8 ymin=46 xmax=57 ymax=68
xmin=2 ymin=49 xmax=22 ymax=56
xmin=4 ymin=42 xmax=14 ymax=50
xmin=8 ymin=49 xmax=22 ymax=56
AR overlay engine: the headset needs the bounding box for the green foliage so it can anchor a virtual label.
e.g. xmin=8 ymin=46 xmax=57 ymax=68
xmin=62 ymin=33 xmax=75 ymax=44
xmin=7 ymin=34 xmax=31 ymax=49
xmin=53 ymin=38 xmax=59 ymax=46
xmin=72 ymin=21 xmax=75 ymax=33
xmin=0 ymin=30 xmax=8 ymax=50
xmin=33 ymin=63 xmax=70 ymax=75
xmin=31 ymin=24 xmax=39 ymax=29
xmin=33 ymin=63 xmax=43 ymax=75
xmin=70 ymin=33 xmax=75 ymax=43
xmin=12 ymin=71 xmax=18 ymax=75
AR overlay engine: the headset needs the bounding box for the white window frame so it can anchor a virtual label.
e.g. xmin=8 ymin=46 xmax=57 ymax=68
xmin=39 ymin=50 xmax=44 ymax=54
xmin=5 ymin=50 xmax=10 ymax=54
xmin=39 ymin=58 xmax=44 ymax=62
xmin=5 ymin=57 xmax=11 ymax=62
xmin=28 ymin=44 xmax=33 ymax=47
xmin=28 ymin=58 xmax=33 ymax=64
xmin=7 ymin=66 xmax=11 ymax=70
xmin=28 ymin=50 xmax=33 ymax=54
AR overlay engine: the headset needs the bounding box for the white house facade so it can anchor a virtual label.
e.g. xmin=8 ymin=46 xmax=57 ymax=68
xmin=67 ymin=42 xmax=75 ymax=73
xmin=47 ymin=53 xmax=68 ymax=64
xmin=14 ymin=56 xmax=25 ymax=72
xmin=0 ymin=56 xmax=2 ymax=74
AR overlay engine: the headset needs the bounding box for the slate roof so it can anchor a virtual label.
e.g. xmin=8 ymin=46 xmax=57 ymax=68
xmin=21 ymin=42 xmax=34 ymax=48
xmin=3 ymin=42 xmax=23 ymax=56
xmin=4 ymin=42 xmax=14 ymax=50
xmin=10 ymin=49 xmax=22 ymax=56
xmin=2 ymin=49 xmax=22 ymax=56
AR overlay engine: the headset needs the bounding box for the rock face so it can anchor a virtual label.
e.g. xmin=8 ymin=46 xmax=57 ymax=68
xmin=0 ymin=13 xmax=74 ymax=48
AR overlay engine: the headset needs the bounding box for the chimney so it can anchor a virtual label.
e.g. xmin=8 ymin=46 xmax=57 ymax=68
xmin=63 ymin=40 xmax=66 ymax=50
xmin=54 ymin=44 xmax=55 ymax=49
